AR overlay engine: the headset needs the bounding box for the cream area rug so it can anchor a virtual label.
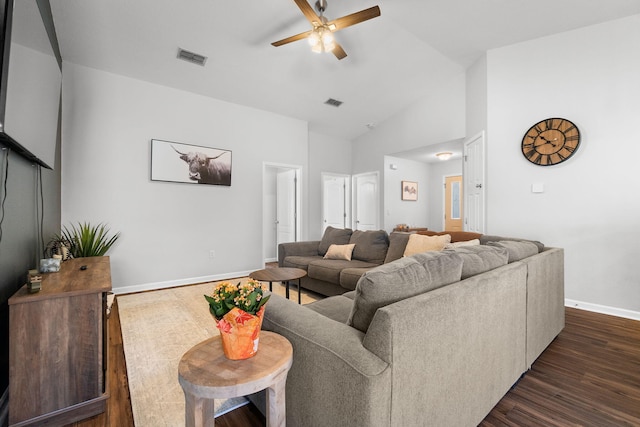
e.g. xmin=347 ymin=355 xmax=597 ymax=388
xmin=117 ymin=276 xmax=318 ymax=427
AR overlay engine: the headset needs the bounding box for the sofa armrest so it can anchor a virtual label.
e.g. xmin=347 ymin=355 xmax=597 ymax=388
xmin=521 ymin=247 xmax=565 ymax=367
xmin=260 ymin=294 xmax=391 ymax=426
xmin=278 ymin=241 xmax=320 ymax=266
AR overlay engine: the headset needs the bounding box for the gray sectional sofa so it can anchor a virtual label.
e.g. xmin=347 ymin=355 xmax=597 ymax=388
xmin=251 ymin=230 xmax=565 ymax=426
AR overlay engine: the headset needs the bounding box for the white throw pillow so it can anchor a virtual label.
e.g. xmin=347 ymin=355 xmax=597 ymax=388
xmin=444 ymin=239 xmax=480 ymax=249
xmin=403 ymin=234 xmax=451 ymax=256
xmin=323 ymin=244 xmax=356 ymax=260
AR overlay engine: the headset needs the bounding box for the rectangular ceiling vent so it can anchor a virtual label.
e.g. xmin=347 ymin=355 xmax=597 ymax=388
xmin=324 ymin=98 xmax=343 ymax=107
xmin=177 ymin=48 xmax=207 ymax=66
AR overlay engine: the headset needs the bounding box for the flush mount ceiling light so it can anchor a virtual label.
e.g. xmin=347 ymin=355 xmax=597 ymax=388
xmin=435 ymin=152 xmax=453 ymax=161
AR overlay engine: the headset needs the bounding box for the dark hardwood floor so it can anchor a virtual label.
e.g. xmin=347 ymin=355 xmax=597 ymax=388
xmin=75 ymin=301 xmax=640 ymax=427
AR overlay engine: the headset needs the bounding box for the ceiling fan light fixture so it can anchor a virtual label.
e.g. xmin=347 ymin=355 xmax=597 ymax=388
xmin=308 ymin=30 xmax=321 ymax=47
xmin=308 ymin=26 xmax=335 ymax=53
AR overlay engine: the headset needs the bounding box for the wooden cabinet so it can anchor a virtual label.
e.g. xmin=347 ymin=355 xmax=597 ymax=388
xmin=8 ymin=257 xmax=112 ymax=426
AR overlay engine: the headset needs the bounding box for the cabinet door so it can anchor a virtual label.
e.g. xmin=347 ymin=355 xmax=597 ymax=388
xmin=9 ymin=292 xmax=103 ymax=423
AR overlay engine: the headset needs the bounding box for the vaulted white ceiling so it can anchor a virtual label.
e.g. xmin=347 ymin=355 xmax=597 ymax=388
xmin=49 ymin=0 xmax=640 ymax=140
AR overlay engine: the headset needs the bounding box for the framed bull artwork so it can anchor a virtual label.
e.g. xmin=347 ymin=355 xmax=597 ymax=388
xmin=151 ymin=139 xmax=232 ymax=186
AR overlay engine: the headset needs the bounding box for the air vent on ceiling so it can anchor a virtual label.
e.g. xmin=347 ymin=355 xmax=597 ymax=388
xmin=324 ymin=98 xmax=343 ymax=107
xmin=177 ymin=48 xmax=207 ymax=66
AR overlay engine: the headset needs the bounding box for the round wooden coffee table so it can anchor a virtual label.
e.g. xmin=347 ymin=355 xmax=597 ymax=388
xmin=250 ymin=267 xmax=307 ymax=304
xmin=178 ymin=331 xmax=293 ymax=427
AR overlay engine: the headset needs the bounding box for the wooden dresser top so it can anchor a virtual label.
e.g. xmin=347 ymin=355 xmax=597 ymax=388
xmin=9 ymin=256 xmax=112 ymax=305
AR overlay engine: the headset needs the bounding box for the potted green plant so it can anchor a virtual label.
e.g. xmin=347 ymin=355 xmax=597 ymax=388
xmin=56 ymin=222 xmax=120 ymax=258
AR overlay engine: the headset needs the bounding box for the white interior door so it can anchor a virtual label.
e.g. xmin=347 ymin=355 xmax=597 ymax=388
xmin=353 ymin=172 xmax=379 ymax=231
xmin=464 ymin=132 xmax=486 ymax=233
xmin=322 ymin=173 xmax=350 ymax=232
xmin=276 ymin=169 xmax=297 ymax=245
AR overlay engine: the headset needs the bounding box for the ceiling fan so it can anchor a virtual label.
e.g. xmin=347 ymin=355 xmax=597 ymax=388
xmin=272 ymin=0 xmax=381 ymax=60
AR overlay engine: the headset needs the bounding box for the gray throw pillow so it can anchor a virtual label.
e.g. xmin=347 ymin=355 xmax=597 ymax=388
xmin=480 ymin=235 xmax=544 ymax=253
xmin=349 ymin=229 xmax=389 ymax=264
xmin=383 ymin=232 xmax=411 ymax=264
xmin=487 ymin=240 xmax=539 ymax=263
xmin=347 ymin=252 xmax=463 ymax=333
xmin=318 ymin=226 xmax=353 ymax=256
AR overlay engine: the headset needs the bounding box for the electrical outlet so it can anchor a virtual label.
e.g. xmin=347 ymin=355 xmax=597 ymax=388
xmin=209 ymin=250 xmax=216 ymax=259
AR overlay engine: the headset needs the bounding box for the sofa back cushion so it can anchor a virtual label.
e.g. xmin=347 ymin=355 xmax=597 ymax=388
xmin=451 ymin=245 xmax=509 ymax=279
xmin=318 ymin=226 xmax=353 ymax=256
xmin=487 ymin=240 xmax=539 ymax=263
xmin=349 ymin=230 xmax=389 ymax=264
xmin=347 ymin=252 xmax=463 ymax=332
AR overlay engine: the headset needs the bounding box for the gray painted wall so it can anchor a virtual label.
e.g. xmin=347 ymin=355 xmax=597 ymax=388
xmin=0 ymin=133 xmax=61 ymax=405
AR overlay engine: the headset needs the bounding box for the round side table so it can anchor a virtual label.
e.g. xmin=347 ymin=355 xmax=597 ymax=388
xmin=250 ymin=267 xmax=307 ymax=304
xmin=178 ymin=331 xmax=293 ymax=427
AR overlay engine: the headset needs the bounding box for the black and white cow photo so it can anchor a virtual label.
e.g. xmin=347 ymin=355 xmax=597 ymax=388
xmin=151 ymin=139 xmax=232 ymax=186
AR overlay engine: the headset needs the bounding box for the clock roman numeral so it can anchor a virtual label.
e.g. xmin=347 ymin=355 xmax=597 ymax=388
xmin=564 ymin=145 xmax=576 ymax=152
xmin=531 ymin=152 xmax=542 ymax=164
xmin=535 ymin=124 xmax=544 ymax=133
xmin=565 ymin=135 xmax=580 ymax=142
xmin=545 ymin=119 xmax=554 ymax=130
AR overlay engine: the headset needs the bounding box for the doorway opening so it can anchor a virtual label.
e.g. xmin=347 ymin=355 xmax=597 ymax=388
xmin=263 ymin=163 xmax=302 ymax=264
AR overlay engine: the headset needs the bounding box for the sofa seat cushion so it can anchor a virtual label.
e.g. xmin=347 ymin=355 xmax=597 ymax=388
xmin=347 ymin=252 xmax=463 ymax=333
xmin=283 ymin=255 xmax=323 ymax=270
xmin=340 ymin=267 xmax=376 ymax=291
xmin=318 ymin=226 xmax=353 ymax=256
xmin=308 ymin=259 xmax=379 ymax=285
xmin=487 ymin=240 xmax=539 ymax=263
xmin=349 ymin=230 xmax=389 ymax=264
xmin=451 ymin=245 xmax=509 ymax=279
xmin=306 ymin=295 xmax=354 ymax=324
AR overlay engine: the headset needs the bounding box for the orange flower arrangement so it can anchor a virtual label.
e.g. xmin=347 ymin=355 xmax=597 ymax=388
xmin=204 ymin=280 xmax=270 ymax=359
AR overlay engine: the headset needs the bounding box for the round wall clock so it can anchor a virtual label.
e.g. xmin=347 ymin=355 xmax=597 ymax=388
xmin=521 ymin=118 xmax=580 ymax=166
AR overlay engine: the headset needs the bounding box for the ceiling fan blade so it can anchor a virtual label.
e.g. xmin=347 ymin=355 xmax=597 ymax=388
xmin=327 ymin=6 xmax=381 ymax=32
xmin=293 ymin=0 xmax=322 ymax=26
xmin=272 ymin=29 xmax=314 ymax=47
xmin=332 ymin=43 xmax=347 ymax=60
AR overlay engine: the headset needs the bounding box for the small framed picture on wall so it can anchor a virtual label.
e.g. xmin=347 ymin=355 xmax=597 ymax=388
xmin=402 ymin=180 xmax=418 ymax=201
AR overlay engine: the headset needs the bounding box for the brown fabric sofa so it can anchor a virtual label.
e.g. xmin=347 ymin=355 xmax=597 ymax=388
xmin=251 ymin=238 xmax=564 ymax=426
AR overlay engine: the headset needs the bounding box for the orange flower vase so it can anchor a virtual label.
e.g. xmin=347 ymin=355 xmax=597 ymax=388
xmin=215 ymin=306 xmax=266 ymax=360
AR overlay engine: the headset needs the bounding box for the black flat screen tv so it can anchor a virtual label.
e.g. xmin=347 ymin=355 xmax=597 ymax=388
xmin=0 ymin=0 xmax=61 ymax=169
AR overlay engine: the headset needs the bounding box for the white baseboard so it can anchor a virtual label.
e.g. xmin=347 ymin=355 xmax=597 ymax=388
xmin=113 ymin=269 xmax=257 ymax=295
xmin=565 ymin=299 xmax=640 ymax=321
xmin=264 ymin=257 xmax=277 ymax=263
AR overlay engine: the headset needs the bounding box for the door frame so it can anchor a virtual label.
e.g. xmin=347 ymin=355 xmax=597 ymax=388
xmin=263 ymin=162 xmax=302 ymax=264
xmin=442 ymin=174 xmax=463 ymax=231
xmin=463 ymin=131 xmax=486 ymax=233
